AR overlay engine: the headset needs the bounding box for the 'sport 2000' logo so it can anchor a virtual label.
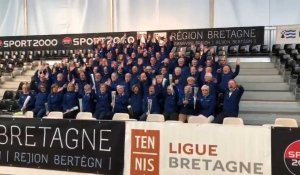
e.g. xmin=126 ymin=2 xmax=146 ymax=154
xmin=284 ymin=140 xmax=300 ymax=175
xmin=62 ymin=37 xmax=72 ymax=47
xmin=130 ymin=129 xmax=160 ymax=175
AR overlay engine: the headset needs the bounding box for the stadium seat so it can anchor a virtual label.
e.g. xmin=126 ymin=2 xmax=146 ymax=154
xmin=284 ymin=44 xmax=294 ymax=53
xmin=13 ymin=111 xmax=33 ymax=118
xmin=76 ymin=112 xmax=95 ymax=120
xmin=45 ymin=112 xmax=64 ymax=119
xmin=277 ymin=49 xmax=286 ymax=57
xmin=280 ymin=54 xmax=290 ymax=65
xmin=290 ymin=49 xmax=299 ymax=58
xmin=250 ymin=45 xmax=261 ymax=53
xmin=2 ymin=90 xmax=15 ymax=100
xmin=112 ymin=113 xmax=130 ymax=121
xmin=260 ymin=45 xmax=270 ymax=53
xmin=218 ymin=51 xmax=226 ymax=56
xmin=146 ymin=114 xmax=165 ymax=122
xmin=295 ymin=44 xmax=300 ymax=52
xmin=275 ymin=118 xmax=298 ymax=127
xmin=223 ymin=117 xmax=244 ymax=125
xmin=238 ymin=45 xmax=250 ymax=54
xmin=228 ymin=45 xmax=239 ymax=55
xmin=165 ymin=120 xmax=183 ymax=123
xmin=188 ymin=115 xmax=210 ymax=124
xmin=272 ymin=44 xmax=281 ymax=54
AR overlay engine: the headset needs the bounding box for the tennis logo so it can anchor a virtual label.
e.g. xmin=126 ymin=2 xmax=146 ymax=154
xmin=130 ymin=129 xmax=160 ymax=175
xmin=284 ymin=140 xmax=300 ymax=175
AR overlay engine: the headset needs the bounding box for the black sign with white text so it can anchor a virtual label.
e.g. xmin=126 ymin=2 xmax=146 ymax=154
xmin=271 ymin=127 xmax=300 ymax=175
xmin=0 ymin=118 xmax=125 ymax=174
xmin=0 ymin=32 xmax=136 ymax=51
xmin=148 ymin=26 xmax=265 ymax=47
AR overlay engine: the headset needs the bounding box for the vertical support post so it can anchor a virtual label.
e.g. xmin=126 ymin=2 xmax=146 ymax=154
xmin=110 ymin=0 xmax=115 ymax=32
xmin=24 ymin=0 xmax=28 ymax=35
xmin=209 ymin=0 xmax=214 ymax=28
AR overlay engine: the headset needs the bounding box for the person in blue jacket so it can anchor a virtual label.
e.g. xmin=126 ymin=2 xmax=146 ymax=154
xmin=129 ymin=85 xmax=143 ymax=119
xmin=218 ymin=58 xmax=240 ymax=92
xmin=198 ymin=85 xmax=216 ymax=122
xmin=82 ymin=84 xmax=96 ymax=113
xmin=112 ymin=85 xmax=128 ymax=113
xmin=62 ymin=83 xmax=79 ymax=118
xmin=214 ymin=80 xmax=244 ymax=123
xmin=178 ymin=85 xmax=196 ymax=122
xmin=47 ymin=83 xmax=64 ymax=113
xmin=33 ymin=83 xmax=48 ymax=118
xmin=94 ymin=84 xmax=112 ymax=120
xmin=140 ymin=85 xmax=161 ymax=121
xmin=18 ymin=83 xmax=35 ymax=112
xmin=163 ymin=85 xmax=178 ymax=120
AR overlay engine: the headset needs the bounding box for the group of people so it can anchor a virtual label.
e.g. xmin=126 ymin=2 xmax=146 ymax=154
xmin=18 ymin=35 xmax=244 ymax=123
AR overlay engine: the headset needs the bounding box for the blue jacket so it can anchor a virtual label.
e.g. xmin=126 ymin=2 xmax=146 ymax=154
xmin=95 ymin=92 xmax=111 ymax=112
xmin=130 ymin=93 xmax=143 ymax=114
xmin=82 ymin=92 xmax=96 ymax=113
xmin=63 ymin=92 xmax=78 ymax=112
xmin=218 ymin=65 xmax=240 ymax=91
xmin=76 ymin=79 xmax=90 ymax=97
xmin=47 ymin=92 xmax=63 ymax=111
xmin=34 ymin=92 xmax=48 ymax=109
xmin=113 ymin=94 xmax=129 ymax=113
xmin=198 ymin=94 xmax=215 ymax=117
xmin=223 ymin=86 xmax=244 ymax=117
xmin=142 ymin=94 xmax=160 ymax=113
xmin=164 ymin=93 xmax=178 ymax=113
xmin=18 ymin=92 xmax=35 ymax=110
xmin=178 ymin=92 xmax=196 ymax=115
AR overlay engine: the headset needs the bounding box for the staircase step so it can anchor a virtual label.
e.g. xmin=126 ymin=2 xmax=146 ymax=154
xmin=242 ymin=82 xmax=289 ymax=91
xmin=229 ymin=62 xmax=275 ymax=69
xmin=240 ymin=101 xmax=300 ymax=113
xmin=11 ymin=76 xmax=32 ymax=82
xmin=235 ymin=75 xmax=283 ymax=83
xmin=239 ymin=113 xmax=300 ymax=125
xmin=241 ymin=91 xmax=295 ymax=101
xmin=239 ymin=69 xmax=279 ymax=75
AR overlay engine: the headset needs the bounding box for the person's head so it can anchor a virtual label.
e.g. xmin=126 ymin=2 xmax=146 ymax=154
xmin=57 ymin=73 xmax=63 ymax=81
xmin=190 ymin=66 xmax=197 ymax=75
xmin=204 ymin=73 xmax=213 ymax=83
xmin=150 ymin=57 xmax=156 ymax=65
xmin=195 ymin=52 xmax=200 ymax=59
xmin=205 ymin=66 xmax=212 ymax=73
xmin=116 ymin=85 xmax=125 ymax=95
xmin=228 ymin=80 xmax=237 ymax=92
xmin=125 ymin=73 xmax=132 ymax=82
xmin=192 ymin=59 xmax=198 ymax=67
xmin=84 ymin=84 xmax=91 ymax=94
xmin=148 ymin=85 xmax=156 ymax=95
xmin=100 ymin=84 xmax=107 ymax=94
xmin=220 ymin=57 xmax=227 ymax=66
xmin=184 ymin=85 xmax=192 ymax=94
xmin=39 ymin=83 xmax=46 ymax=93
xmin=111 ymin=72 xmax=118 ymax=81
xmin=167 ymin=86 xmax=174 ymax=95
xmin=51 ymin=84 xmax=59 ymax=93
xmin=79 ymin=71 xmax=86 ymax=80
xmin=201 ymin=85 xmax=210 ymax=96
xmin=131 ymin=85 xmax=140 ymax=94
xmin=160 ymin=67 xmax=167 ymax=76
xmin=132 ymin=66 xmax=138 ymax=74
xmin=22 ymin=83 xmax=30 ymax=94
xmin=156 ymin=75 xmax=163 ymax=84
xmin=95 ymin=73 xmax=101 ymax=81
xmin=223 ymin=65 xmax=231 ymax=74
xmin=178 ymin=58 xmax=185 ymax=67
xmin=145 ymin=66 xmax=152 ymax=74
xmin=67 ymin=83 xmax=75 ymax=92
xmin=187 ymin=76 xmax=196 ymax=86
xmin=206 ymin=59 xmax=212 ymax=67
xmin=131 ymin=52 xmax=136 ymax=59
xmin=137 ymin=57 xmax=144 ymax=65
xmin=117 ymin=66 xmax=123 ymax=74
xmin=174 ymin=67 xmax=182 ymax=76
xmin=140 ymin=72 xmax=147 ymax=81
xmin=155 ymin=52 xmax=161 ymax=59
xmin=169 ymin=52 xmax=174 ymax=59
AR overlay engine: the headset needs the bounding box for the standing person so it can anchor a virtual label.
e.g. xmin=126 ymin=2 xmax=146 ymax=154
xmin=129 ymin=85 xmax=143 ymax=119
xmin=94 ymin=84 xmax=112 ymax=120
xmin=112 ymin=85 xmax=129 ymax=114
xmin=47 ymin=84 xmax=64 ymax=114
xmin=82 ymin=84 xmax=96 ymax=113
xmin=140 ymin=85 xmax=160 ymax=121
xmin=198 ymin=85 xmax=216 ymax=122
xmin=18 ymin=83 xmax=35 ymax=113
xmin=163 ymin=85 xmax=178 ymax=120
xmin=178 ymin=85 xmax=195 ymax=122
xmin=33 ymin=83 xmax=48 ymax=118
xmin=214 ymin=80 xmax=244 ymax=123
xmin=63 ymin=83 xmax=79 ymax=119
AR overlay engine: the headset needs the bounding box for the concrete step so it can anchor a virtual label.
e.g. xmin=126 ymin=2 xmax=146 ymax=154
xmin=11 ymin=76 xmax=32 ymax=82
xmin=23 ymin=70 xmax=36 ymax=76
xmin=239 ymin=69 xmax=279 ymax=75
xmin=240 ymin=101 xmax=300 ymax=113
xmin=239 ymin=113 xmax=300 ymax=126
xmin=235 ymin=75 xmax=284 ymax=83
xmin=242 ymin=82 xmax=289 ymax=91
xmin=241 ymin=91 xmax=295 ymax=101
xmin=0 ymin=81 xmax=21 ymax=89
xmin=229 ymin=62 xmax=275 ymax=69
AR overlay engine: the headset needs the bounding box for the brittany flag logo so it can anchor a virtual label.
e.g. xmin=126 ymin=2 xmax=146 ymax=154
xmin=281 ymin=30 xmax=297 ymax=39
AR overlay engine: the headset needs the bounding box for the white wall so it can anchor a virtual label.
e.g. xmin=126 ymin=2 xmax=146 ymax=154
xmin=0 ymin=0 xmax=299 ymax=36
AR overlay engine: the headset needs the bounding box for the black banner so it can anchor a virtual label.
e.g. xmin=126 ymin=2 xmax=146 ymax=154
xmin=147 ymin=26 xmax=265 ymax=47
xmin=271 ymin=127 xmax=300 ymax=175
xmin=0 ymin=118 xmax=125 ymax=174
xmin=0 ymin=32 xmax=137 ymax=51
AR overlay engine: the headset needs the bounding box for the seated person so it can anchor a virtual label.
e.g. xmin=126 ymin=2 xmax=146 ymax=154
xmin=198 ymin=85 xmax=215 ymax=122
xmin=33 ymin=83 xmax=48 ymax=118
xmin=47 ymin=83 xmax=64 ymax=114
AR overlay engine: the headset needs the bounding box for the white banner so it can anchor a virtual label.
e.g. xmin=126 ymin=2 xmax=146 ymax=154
xmin=124 ymin=122 xmax=271 ymax=175
xmin=276 ymin=25 xmax=300 ymax=44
